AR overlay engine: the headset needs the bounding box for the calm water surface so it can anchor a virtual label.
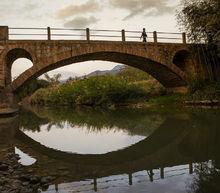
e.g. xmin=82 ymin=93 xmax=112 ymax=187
xmin=0 ymin=106 xmax=220 ymax=193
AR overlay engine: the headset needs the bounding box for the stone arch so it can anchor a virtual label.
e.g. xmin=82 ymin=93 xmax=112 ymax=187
xmin=10 ymin=51 xmax=187 ymax=92
xmin=173 ymin=50 xmax=194 ymax=75
xmin=5 ymin=48 xmax=33 ymax=85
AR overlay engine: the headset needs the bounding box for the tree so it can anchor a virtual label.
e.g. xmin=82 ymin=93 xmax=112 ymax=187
xmin=16 ymin=79 xmax=49 ymax=100
xmin=178 ymin=0 xmax=220 ymax=44
xmin=189 ymin=162 xmax=220 ymax=193
xmin=177 ymin=0 xmax=220 ymax=80
xmin=44 ymin=73 xmax=61 ymax=86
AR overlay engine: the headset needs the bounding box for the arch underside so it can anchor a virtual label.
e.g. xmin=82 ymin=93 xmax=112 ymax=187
xmin=12 ymin=52 xmax=187 ymax=92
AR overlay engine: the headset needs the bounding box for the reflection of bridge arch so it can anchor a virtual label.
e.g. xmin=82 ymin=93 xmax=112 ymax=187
xmin=14 ymin=117 xmax=198 ymax=182
xmin=15 ymin=118 xmax=188 ymax=165
xmin=1 ymin=113 xmax=220 ymax=189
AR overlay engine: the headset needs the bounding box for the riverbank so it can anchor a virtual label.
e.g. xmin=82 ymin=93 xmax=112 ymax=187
xmin=0 ymin=148 xmax=53 ymax=193
xmin=24 ymin=86 xmax=220 ymax=110
xmin=18 ymin=67 xmax=220 ymax=109
xmin=27 ymin=76 xmax=152 ymax=107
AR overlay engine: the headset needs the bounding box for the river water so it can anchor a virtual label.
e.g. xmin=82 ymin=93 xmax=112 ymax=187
xmin=0 ymin=106 xmax=220 ymax=193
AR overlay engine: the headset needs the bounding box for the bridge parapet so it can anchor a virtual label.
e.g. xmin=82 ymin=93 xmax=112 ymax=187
xmin=8 ymin=26 xmax=187 ymax=44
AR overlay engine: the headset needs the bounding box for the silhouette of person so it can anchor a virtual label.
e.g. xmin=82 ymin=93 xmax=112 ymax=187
xmin=140 ymin=28 xmax=147 ymax=42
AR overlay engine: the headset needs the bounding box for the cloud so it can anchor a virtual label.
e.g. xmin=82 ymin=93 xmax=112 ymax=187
xmin=109 ymin=0 xmax=174 ymax=20
xmin=58 ymin=0 xmax=101 ymax=19
xmin=22 ymin=1 xmax=42 ymax=11
xmin=64 ymin=16 xmax=99 ymax=28
xmin=0 ymin=0 xmax=43 ymax=21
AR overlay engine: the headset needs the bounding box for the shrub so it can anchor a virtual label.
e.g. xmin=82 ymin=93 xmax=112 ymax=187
xmin=188 ymin=77 xmax=207 ymax=94
xmin=187 ymin=78 xmax=220 ymax=101
xmin=16 ymin=79 xmax=49 ymax=100
xmin=29 ymin=76 xmax=148 ymax=107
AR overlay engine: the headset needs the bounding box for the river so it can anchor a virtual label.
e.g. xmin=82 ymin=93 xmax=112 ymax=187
xmin=0 ymin=106 xmax=220 ymax=193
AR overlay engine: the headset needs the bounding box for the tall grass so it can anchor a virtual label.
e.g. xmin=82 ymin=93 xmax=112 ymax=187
xmin=29 ymin=76 xmax=148 ymax=107
xmin=186 ymin=77 xmax=220 ymax=101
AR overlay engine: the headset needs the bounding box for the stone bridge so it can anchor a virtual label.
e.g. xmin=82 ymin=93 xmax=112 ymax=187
xmin=0 ymin=26 xmax=206 ymax=114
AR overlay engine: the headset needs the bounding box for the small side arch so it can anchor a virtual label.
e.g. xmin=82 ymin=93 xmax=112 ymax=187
xmin=173 ymin=50 xmax=194 ymax=75
xmin=5 ymin=48 xmax=33 ymax=85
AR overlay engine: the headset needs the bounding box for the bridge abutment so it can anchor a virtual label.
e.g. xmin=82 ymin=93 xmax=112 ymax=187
xmin=0 ymin=89 xmax=19 ymax=116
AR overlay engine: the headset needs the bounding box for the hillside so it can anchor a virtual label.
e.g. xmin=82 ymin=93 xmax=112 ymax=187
xmin=86 ymin=65 xmax=125 ymax=77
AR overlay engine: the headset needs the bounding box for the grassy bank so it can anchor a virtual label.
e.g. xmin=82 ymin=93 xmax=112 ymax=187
xmin=25 ymin=66 xmax=220 ymax=108
xmin=29 ymin=76 xmax=149 ymax=107
xmin=185 ymin=79 xmax=220 ymax=101
xmin=27 ymin=66 xmax=166 ymax=107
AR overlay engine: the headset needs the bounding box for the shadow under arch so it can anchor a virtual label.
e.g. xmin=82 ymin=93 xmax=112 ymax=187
xmin=5 ymin=48 xmax=33 ymax=85
xmin=11 ymin=51 xmax=187 ymax=92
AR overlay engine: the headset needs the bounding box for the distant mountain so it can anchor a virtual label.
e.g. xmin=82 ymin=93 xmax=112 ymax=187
xmin=59 ymin=65 xmax=125 ymax=83
xmin=86 ymin=65 xmax=125 ymax=77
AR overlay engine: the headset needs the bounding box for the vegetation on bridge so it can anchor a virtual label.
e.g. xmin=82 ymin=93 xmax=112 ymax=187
xmin=178 ymin=0 xmax=220 ymax=81
xmin=177 ymin=0 xmax=220 ymax=103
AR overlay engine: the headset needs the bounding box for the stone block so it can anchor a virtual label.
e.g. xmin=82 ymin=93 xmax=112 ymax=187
xmin=0 ymin=26 xmax=8 ymax=41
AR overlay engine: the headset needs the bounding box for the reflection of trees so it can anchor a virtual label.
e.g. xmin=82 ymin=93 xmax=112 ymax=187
xmin=189 ymin=161 xmax=220 ymax=193
xmin=185 ymin=110 xmax=220 ymax=193
xmin=19 ymin=108 xmax=49 ymax=132
xmin=19 ymin=106 xmax=166 ymax=137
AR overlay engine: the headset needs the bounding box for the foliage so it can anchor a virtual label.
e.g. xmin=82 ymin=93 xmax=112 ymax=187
xmin=189 ymin=162 xmax=220 ymax=193
xmin=186 ymin=81 xmax=220 ymax=101
xmin=177 ymin=0 xmax=220 ymax=81
xmin=118 ymin=66 xmax=164 ymax=95
xmin=186 ymin=77 xmax=220 ymax=101
xmin=178 ymin=0 xmax=220 ymax=44
xmin=44 ymin=73 xmax=62 ymax=86
xmin=117 ymin=66 xmax=152 ymax=82
xmin=16 ymin=79 xmax=49 ymax=100
xmin=29 ymin=76 xmax=148 ymax=107
xmin=188 ymin=77 xmax=207 ymax=93
xmin=148 ymin=94 xmax=183 ymax=106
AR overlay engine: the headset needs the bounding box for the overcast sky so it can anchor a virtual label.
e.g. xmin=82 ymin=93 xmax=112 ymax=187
xmin=0 ymin=0 xmax=181 ymax=79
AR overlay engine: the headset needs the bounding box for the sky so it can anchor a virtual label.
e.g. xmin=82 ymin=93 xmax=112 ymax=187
xmin=0 ymin=0 xmax=181 ymax=80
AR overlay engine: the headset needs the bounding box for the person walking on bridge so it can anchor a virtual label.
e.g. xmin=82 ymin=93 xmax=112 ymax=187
xmin=140 ymin=28 xmax=147 ymax=42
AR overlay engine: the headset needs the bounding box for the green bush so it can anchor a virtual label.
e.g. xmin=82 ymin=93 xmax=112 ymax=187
xmin=188 ymin=77 xmax=207 ymax=94
xmin=29 ymin=76 xmax=148 ymax=107
xmin=187 ymin=78 xmax=220 ymax=101
xmin=16 ymin=79 xmax=49 ymax=100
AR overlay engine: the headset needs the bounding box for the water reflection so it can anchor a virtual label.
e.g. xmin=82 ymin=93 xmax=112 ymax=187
xmin=0 ymin=106 xmax=220 ymax=193
xmin=19 ymin=107 xmax=165 ymax=154
xmin=189 ymin=162 xmax=220 ymax=193
xmin=15 ymin=147 xmax=36 ymax=166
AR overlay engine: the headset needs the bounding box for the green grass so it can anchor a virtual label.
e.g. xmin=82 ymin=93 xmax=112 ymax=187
xmin=186 ymin=78 xmax=220 ymax=101
xmin=29 ymin=76 xmax=148 ymax=107
xmin=148 ymin=93 xmax=183 ymax=106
